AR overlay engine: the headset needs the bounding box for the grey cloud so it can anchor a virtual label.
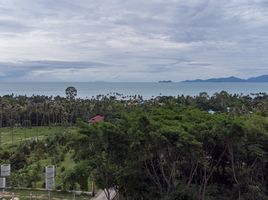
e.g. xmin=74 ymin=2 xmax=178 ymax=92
xmin=0 ymin=0 xmax=267 ymax=81
xmin=22 ymin=60 xmax=113 ymax=69
xmin=0 ymin=19 xmax=33 ymax=32
xmin=0 ymin=60 xmax=114 ymax=71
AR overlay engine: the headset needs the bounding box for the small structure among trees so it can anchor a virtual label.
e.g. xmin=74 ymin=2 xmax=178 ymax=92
xmin=89 ymin=115 xmax=104 ymax=123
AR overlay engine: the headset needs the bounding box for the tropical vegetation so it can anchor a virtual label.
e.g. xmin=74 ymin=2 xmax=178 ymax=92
xmin=0 ymin=91 xmax=267 ymax=199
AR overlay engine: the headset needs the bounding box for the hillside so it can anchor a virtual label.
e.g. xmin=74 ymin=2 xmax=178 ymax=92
xmin=184 ymin=74 xmax=268 ymax=82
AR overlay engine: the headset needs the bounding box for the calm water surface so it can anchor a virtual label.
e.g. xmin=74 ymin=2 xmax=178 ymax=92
xmin=0 ymin=82 xmax=267 ymax=99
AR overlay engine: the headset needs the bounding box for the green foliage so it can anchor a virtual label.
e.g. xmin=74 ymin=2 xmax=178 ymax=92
xmin=71 ymin=93 xmax=268 ymax=199
xmin=65 ymin=86 xmax=77 ymax=100
xmin=0 ymin=92 xmax=268 ymax=199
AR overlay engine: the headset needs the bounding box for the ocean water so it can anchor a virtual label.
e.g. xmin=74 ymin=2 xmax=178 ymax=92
xmin=0 ymin=82 xmax=267 ymax=99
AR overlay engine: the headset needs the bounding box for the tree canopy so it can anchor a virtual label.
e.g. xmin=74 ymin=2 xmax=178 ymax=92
xmin=0 ymin=91 xmax=267 ymax=199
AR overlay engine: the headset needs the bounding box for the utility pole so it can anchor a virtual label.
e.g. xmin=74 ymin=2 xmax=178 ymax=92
xmin=0 ymin=164 xmax=11 ymax=193
xmin=45 ymin=165 xmax=55 ymax=200
xmin=92 ymin=182 xmax=95 ymax=197
xmin=73 ymin=190 xmax=76 ymax=200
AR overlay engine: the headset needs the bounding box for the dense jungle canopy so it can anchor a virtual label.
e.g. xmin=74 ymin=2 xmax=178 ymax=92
xmin=0 ymin=91 xmax=267 ymax=200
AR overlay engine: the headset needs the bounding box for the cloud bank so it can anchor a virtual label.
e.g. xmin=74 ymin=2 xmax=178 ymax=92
xmin=0 ymin=0 xmax=267 ymax=81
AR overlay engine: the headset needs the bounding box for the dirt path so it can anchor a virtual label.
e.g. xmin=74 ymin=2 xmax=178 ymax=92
xmin=92 ymin=189 xmax=116 ymax=200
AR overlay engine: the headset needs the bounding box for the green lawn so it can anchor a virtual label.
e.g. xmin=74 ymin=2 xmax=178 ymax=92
xmin=0 ymin=126 xmax=76 ymax=147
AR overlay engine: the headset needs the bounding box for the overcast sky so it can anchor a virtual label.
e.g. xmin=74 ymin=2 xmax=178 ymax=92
xmin=0 ymin=0 xmax=267 ymax=82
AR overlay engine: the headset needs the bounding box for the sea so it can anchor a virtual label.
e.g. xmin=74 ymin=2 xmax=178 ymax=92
xmin=0 ymin=82 xmax=267 ymax=99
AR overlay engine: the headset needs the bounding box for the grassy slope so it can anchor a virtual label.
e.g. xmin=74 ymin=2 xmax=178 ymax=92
xmin=1 ymin=126 xmax=73 ymax=147
xmin=0 ymin=126 xmax=93 ymax=198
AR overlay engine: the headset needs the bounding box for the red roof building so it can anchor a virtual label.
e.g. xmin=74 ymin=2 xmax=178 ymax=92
xmin=89 ymin=115 xmax=104 ymax=123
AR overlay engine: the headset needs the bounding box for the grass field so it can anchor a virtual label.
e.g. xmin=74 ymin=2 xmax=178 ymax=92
xmin=0 ymin=126 xmax=76 ymax=147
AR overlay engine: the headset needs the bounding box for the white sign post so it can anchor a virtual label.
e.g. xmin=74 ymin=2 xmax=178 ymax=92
xmin=0 ymin=177 xmax=6 ymax=192
xmin=0 ymin=164 xmax=11 ymax=192
xmin=1 ymin=164 xmax=11 ymax=177
xmin=45 ymin=165 xmax=55 ymax=200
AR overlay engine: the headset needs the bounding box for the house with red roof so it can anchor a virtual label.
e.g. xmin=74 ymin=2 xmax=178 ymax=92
xmin=89 ymin=115 xmax=104 ymax=123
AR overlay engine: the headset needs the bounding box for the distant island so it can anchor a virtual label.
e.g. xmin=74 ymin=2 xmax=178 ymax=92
xmin=158 ymin=80 xmax=173 ymax=83
xmin=183 ymin=74 xmax=268 ymax=82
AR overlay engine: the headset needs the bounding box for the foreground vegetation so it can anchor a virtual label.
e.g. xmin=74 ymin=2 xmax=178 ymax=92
xmin=0 ymin=91 xmax=267 ymax=199
xmin=0 ymin=126 xmax=94 ymax=191
xmin=2 ymin=189 xmax=90 ymax=200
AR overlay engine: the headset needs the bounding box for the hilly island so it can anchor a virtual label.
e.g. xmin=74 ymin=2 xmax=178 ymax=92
xmin=184 ymin=74 xmax=268 ymax=82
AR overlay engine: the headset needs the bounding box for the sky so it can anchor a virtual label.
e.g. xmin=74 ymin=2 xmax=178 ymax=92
xmin=0 ymin=0 xmax=267 ymax=82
